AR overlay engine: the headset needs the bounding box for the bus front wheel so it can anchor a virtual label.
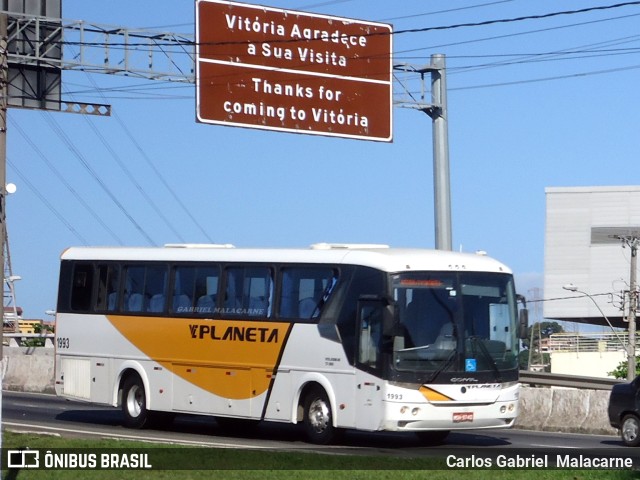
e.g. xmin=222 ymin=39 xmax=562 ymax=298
xmin=122 ymin=374 xmax=149 ymax=429
xmin=302 ymin=387 xmax=338 ymax=444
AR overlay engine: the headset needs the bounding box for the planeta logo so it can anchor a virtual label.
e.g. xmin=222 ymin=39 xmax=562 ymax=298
xmin=189 ymin=323 xmax=279 ymax=343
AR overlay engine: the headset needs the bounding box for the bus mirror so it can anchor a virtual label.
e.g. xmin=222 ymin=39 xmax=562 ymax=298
xmin=358 ymin=294 xmax=397 ymax=337
xmin=518 ymin=308 xmax=529 ymax=339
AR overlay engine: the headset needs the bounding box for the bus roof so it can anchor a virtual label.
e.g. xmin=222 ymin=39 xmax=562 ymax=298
xmin=60 ymin=244 xmax=512 ymax=274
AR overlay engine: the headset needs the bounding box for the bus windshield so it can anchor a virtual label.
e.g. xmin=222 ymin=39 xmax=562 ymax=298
xmin=392 ymin=272 xmax=518 ymax=375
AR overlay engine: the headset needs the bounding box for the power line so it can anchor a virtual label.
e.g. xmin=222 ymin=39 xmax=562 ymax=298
xmin=54 ymin=1 xmax=640 ymax=50
xmin=390 ymin=1 xmax=640 ymax=36
xmin=450 ymin=62 xmax=640 ymax=91
xmin=6 ymin=157 xmax=89 ymax=245
xmin=81 ymin=73 xmax=216 ymax=243
xmin=63 ymin=84 xmax=189 ymax=243
xmin=379 ymin=0 xmax=516 ymax=22
xmin=394 ymin=11 xmax=640 ymax=57
xmin=529 ymin=292 xmax=613 ymax=304
xmin=11 ymin=119 xmax=125 ymax=245
xmin=42 ymin=111 xmax=157 ymax=246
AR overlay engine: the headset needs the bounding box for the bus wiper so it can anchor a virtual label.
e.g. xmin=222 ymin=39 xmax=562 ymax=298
xmin=310 ymin=276 xmax=337 ymax=318
xmin=425 ymin=350 xmax=456 ymax=384
xmin=468 ymin=336 xmax=502 ymax=382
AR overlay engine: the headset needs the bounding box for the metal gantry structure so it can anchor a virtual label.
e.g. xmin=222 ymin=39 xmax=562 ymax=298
xmin=0 ymin=9 xmax=451 ymax=315
xmin=6 ymin=11 xmax=195 ymax=81
xmin=0 ymin=11 xmax=197 ymax=330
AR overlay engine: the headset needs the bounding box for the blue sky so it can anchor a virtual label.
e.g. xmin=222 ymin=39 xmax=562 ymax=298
xmin=6 ymin=1 xmax=640 ymax=320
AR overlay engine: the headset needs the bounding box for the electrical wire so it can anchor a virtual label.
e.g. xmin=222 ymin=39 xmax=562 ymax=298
xmin=81 ymin=73 xmax=216 ymax=242
xmin=390 ymin=1 xmax=640 ymax=36
xmin=7 ymin=157 xmax=90 ymax=245
xmin=63 ymin=85 xmax=188 ymax=243
xmin=56 ymin=1 xmax=640 ymax=50
xmin=396 ymin=13 xmax=640 ymax=62
xmin=450 ymin=62 xmax=640 ymax=91
xmin=11 ymin=119 xmax=125 ymax=245
xmin=379 ymin=0 xmax=516 ymax=22
xmin=42 ymin=111 xmax=157 ymax=246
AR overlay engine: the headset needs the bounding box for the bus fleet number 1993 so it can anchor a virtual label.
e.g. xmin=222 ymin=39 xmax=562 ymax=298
xmin=57 ymin=337 xmax=70 ymax=349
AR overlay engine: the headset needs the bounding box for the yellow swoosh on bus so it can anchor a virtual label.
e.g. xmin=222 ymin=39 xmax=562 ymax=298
xmin=107 ymin=316 xmax=292 ymax=399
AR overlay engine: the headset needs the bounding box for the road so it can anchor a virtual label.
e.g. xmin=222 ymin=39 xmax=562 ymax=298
xmin=2 ymin=390 xmax=636 ymax=463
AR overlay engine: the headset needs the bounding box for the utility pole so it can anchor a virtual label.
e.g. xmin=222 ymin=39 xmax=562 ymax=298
xmin=394 ymin=54 xmax=452 ymax=251
xmin=627 ymin=239 xmax=638 ymax=381
xmin=610 ymin=233 xmax=640 ymax=381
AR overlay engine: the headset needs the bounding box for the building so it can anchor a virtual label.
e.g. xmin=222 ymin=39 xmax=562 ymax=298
xmin=544 ymin=186 xmax=640 ymax=329
xmin=543 ymin=186 xmax=640 ymax=378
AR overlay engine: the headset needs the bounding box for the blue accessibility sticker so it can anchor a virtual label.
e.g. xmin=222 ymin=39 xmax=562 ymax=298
xmin=465 ymin=358 xmax=477 ymax=372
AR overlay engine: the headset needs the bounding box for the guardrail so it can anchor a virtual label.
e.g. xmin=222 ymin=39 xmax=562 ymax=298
xmin=3 ymin=333 xmax=54 ymax=348
xmin=0 ymin=339 xmax=626 ymax=390
xmin=519 ymin=370 xmax=624 ymax=390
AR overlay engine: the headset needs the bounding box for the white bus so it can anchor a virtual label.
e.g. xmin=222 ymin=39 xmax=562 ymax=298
xmin=54 ymin=243 xmax=527 ymax=444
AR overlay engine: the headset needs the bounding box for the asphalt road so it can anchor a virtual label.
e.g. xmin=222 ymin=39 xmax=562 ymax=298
xmin=2 ymin=390 xmax=636 ymax=464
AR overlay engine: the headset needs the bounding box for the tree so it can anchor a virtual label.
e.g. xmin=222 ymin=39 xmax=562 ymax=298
xmin=609 ymin=357 xmax=640 ymax=380
xmin=521 ymin=321 xmax=564 ymax=350
xmin=518 ymin=321 xmax=565 ymax=370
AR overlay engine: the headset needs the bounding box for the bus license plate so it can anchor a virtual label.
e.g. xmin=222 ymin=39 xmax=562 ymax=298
xmin=453 ymin=412 xmax=474 ymax=423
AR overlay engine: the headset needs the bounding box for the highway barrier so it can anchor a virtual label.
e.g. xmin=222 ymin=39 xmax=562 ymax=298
xmin=0 ymin=347 xmax=620 ymax=435
xmin=3 ymin=347 xmax=55 ymax=393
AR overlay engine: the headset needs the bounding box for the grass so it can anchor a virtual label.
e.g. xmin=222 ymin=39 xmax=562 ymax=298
xmin=1 ymin=431 xmax=638 ymax=480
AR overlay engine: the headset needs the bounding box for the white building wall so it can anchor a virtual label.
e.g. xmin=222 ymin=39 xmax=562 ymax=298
xmin=550 ymin=351 xmax=624 ymax=379
xmin=544 ymin=186 xmax=640 ymax=324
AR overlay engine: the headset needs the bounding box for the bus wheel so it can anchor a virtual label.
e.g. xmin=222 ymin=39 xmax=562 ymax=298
xmin=303 ymin=387 xmax=337 ymax=444
xmin=416 ymin=430 xmax=450 ymax=445
xmin=122 ymin=374 xmax=149 ymax=429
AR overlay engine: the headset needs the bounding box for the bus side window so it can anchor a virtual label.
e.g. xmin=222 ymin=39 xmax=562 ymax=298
xmin=146 ymin=265 xmax=168 ymax=313
xmin=172 ymin=265 xmax=220 ymax=315
xmin=96 ymin=264 xmax=120 ymax=311
xmin=280 ymin=267 xmax=338 ymax=320
xmin=358 ymin=302 xmax=383 ymax=367
xmin=194 ymin=266 xmax=219 ymax=316
xmin=224 ymin=267 xmax=272 ymax=318
xmin=70 ymin=263 xmax=94 ymax=312
xmin=124 ymin=266 xmax=146 ymax=312
xmin=172 ymin=266 xmax=195 ymax=314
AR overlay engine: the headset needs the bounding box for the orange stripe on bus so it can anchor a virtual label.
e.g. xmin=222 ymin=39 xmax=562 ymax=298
xmin=419 ymin=385 xmax=453 ymax=402
xmin=107 ymin=315 xmax=292 ymax=400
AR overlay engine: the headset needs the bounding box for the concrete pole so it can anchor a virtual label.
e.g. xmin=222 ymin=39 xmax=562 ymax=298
xmin=628 ymin=242 xmax=637 ymax=381
xmin=430 ymin=54 xmax=452 ymax=251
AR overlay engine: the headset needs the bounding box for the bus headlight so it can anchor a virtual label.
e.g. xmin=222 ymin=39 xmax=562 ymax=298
xmin=411 ymin=407 xmax=420 ymax=416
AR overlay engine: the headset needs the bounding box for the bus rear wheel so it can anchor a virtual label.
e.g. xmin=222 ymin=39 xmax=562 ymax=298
xmin=302 ymin=387 xmax=338 ymax=444
xmin=122 ymin=374 xmax=149 ymax=429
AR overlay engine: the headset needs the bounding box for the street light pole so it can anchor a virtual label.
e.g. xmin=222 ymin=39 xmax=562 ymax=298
xmin=563 ymin=284 xmax=627 ymax=348
xmin=393 ymin=54 xmax=452 ymax=251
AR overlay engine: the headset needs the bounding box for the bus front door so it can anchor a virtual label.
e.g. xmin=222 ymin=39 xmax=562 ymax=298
xmin=355 ymin=300 xmax=384 ymax=431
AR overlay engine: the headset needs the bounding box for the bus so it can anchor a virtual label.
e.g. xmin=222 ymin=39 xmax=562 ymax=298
xmin=54 ymin=243 xmax=527 ymax=444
